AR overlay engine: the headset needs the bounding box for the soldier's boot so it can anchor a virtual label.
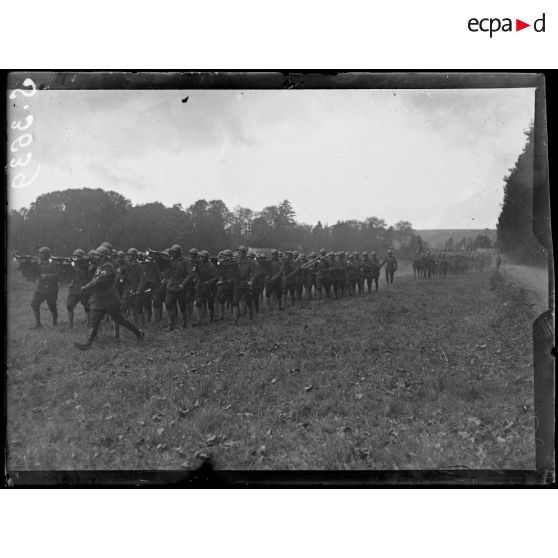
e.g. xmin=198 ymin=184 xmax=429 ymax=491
xmin=74 ymin=327 xmax=96 ymax=350
xmin=51 ymin=309 xmax=58 ymax=327
xmin=68 ymin=309 xmax=74 ymax=328
xmin=278 ymin=296 xmax=284 ymax=310
xmin=248 ymin=304 xmax=254 ymax=321
xmin=114 ymin=320 xmax=120 ymax=338
xmin=267 ymin=297 xmax=273 ymax=311
xmin=166 ymin=309 xmax=177 ymax=331
xmin=181 ymin=311 xmax=188 ymax=329
xmin=30 ymin=308 xmax=42 ymax=329
xmin=233 ymin=306 xmax=239 ymax=325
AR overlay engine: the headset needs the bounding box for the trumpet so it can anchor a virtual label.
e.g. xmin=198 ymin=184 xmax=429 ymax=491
xmin=13 ymin=253 xmax=39 ymax=263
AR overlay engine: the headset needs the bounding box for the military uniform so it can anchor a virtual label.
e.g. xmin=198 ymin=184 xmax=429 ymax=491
xmin=142 ymin=259 xmax=162 ymax=321
xmin=369 ymin=255 xmax=383 ymax=291
xmin=360 ymin=255 xmax=373 ymax=293
xmin=265 ymin=257 xmax=284 ymax=307
xmin=346 ymin=256 xmax=359 ymax=296
xmin=383 ymin=254 xmax=398 ymax=284
xmin=282 ymin=256 xmax=299 ymax=304
xmin=216 ymin=258 xmax=239 ymax=306
xmin=192 ymin=258 xmax=218 ymax=318
xmin=66 ymin=260 xmax=91 ymax=318
xmin=235 ymin=256 xmax=256 ymax=308
xmin=31 ymin=259 xmax=59 ymax=326
xmin=122 ymin=260 xmax=147 ymax=324
xmin=252 ymin=258 xmax=268 ymax=313
xmin=80 ymin=260 xmax=142 ymax=345
xmin=161 ymin=254 xmax=191 ymax=329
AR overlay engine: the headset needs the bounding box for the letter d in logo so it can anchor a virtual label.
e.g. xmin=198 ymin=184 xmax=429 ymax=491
xmin=534 ymin=13 xmax=546 ymax=32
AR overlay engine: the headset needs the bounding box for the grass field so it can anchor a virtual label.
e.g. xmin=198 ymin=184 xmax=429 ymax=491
xmin=6 ymin=266 xmax=536 ymax=471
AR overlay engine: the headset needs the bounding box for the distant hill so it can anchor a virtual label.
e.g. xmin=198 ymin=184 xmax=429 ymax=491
xmin=416 ymin=229 xmax=497 ymax=249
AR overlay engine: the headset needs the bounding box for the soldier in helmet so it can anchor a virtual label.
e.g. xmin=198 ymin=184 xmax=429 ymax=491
xmin=191 ymin=249 xmax=218 ymax=326
xmin=383 ymin=249 xmax=398 ymax=285
xmin=74 ymin=246 xmax=144 ymax=349
xmin=265 ymin=249 xmax=284 ymax=311
xmin=160 ymin=244 xmax=191 ymax=331
xmin=66 ymin=248 xmax=91 ymax=327
xmin=121 ymin=248 xmax=148 ymax=327
xmin=215 ymin=249 xmax=239 ymax=321
xmin=30 ymin=246 xmax=59 ymax=329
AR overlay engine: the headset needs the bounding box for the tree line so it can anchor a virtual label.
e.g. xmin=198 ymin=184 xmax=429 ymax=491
xmin=8 ymin=188 xmax=424 ymax=258
xmin=497 ymin=125 xmax=546 ymax=265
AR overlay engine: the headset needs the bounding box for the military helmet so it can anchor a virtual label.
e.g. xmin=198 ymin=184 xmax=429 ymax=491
xmin=100 ymin=241 xmax=113 ymax=250
xmin=247 ymin=251 xmax=256 ymax=258
xmin=271 ymin=249 xmax=279 ymax=255
xmin=371 ymin=251 xmax=377 ymax=256
xmin=388 ymin=249 xmax=393 ymax=254
xmin=169 ymin=244 xmax=182 ymax=253
xmin=94 ymin=245 xmax=111 ymax=257
xmin=87 ymin=249 xmax=96 ymax=257
xmin=257 ymin=253 xmax=266 ymax=259
xmin=319 ymin=248 xmax=326 ymax=255
xmin=309 ymin=252 xmax=317 ymax=258
xmin=38 ymin=246 xmax=51 ymax=254
xmin=362 ymin=251 xmax=368 ymax=256
xmin=327 ymin=252 xmax=335 ymax=257
xmin=237 ymin=245 xmax=248 ymax=253
xmin=199 ymin=250 xmax=210 ymax=258
xmin=188 ymin=248 xmax=198 ymax=255
xmin=292 ymin=250 xmax=299 ymax=256
xmin=72 ymin=248 xmax=85 ymax=257
xmin=222 ymin=249 xmax=233 ymax=257
xmin=127 ymin=248 xmax=138 ymax=255
xmin=117 ymin=250 xmax=126 ymax=257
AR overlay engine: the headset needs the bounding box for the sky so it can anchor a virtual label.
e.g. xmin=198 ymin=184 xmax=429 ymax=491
xmin=7 ymin=87 xmax=535 ymax=229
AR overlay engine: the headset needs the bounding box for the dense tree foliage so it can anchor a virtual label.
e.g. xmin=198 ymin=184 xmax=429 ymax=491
xmin=497 ymin=126 xmax=545 ymax=264
xmin=8 ymin=187 xmax=423 ymax=257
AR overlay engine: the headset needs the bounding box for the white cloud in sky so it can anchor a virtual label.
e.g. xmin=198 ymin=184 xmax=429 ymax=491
xmin=8 ymin=87 xmax=534 ymax=229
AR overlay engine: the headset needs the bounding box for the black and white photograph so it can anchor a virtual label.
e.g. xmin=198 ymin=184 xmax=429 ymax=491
xmin=4 ymin=72 xmax=554 ymax=484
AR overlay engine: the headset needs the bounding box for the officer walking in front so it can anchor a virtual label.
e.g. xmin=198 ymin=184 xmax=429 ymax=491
xmin=74 ymin=246 xmax=144 ymax=349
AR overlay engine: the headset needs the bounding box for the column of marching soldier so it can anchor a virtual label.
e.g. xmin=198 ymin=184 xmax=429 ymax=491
xmin=14 ymin=243 xmax=399 ymax=350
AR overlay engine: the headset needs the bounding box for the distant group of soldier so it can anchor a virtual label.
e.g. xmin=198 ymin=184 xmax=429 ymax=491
xmin=14 ymin=243 xmax=399 ymax=349
xmin=412 ymin=251 xmax=494 ymax=279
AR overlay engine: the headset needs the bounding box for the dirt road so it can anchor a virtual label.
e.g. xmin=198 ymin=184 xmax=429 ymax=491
xmin=502 ymin=264 xmax=550 ymax=315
